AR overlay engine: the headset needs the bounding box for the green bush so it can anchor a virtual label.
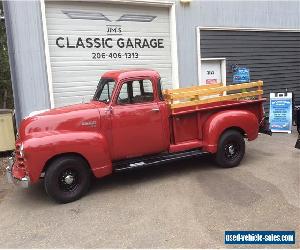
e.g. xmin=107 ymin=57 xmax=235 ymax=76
xmin=0 ymin=1 xmax=13 ymax=109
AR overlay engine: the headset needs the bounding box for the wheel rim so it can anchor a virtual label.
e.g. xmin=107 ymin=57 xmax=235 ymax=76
xmin=224 ymin=141 xmax=240 ymax=160
xmin=58 ymin=168 xmax=79 ymax=192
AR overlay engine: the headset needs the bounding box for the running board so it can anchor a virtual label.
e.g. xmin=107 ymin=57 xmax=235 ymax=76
xmin=113 ymin=149 xmax=208 ymax=172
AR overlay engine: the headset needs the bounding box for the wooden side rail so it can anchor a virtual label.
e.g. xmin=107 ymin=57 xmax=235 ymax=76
xmin=165 ymin=83 xmax=222 ymax=94
xmin=163 ymin=81 xmax=263 ymax=109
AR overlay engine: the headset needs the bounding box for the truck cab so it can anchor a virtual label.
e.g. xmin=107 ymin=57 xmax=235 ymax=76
xmin=93 ymin=69 xmax=169 ymax=160
xmin=7 ymin=69 xmax=269 ymax=203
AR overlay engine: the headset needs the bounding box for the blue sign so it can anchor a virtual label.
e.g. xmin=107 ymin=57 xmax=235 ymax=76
xmin=225 ymin=231 xmax=295 ymax=244
xmin=269 ymin=93 xmax=292 ymax=133
xmin=233 ymin=67 xmax=250 ymax=83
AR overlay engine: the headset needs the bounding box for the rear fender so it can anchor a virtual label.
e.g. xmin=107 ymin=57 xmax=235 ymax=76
xmin=202 ymin=110 xmax=259 ymax=153
xmin=23 ymin=131 xmax=112 ymax=183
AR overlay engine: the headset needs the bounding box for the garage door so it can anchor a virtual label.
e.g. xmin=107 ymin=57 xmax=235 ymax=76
xmin=199 ymin=30 xmax=300 ymax=113
xmin=45 ymin=1 xmax=172 ymax=107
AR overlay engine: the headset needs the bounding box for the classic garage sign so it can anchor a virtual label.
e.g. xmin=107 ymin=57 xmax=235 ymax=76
xmin=55 ymin=37 xmax=165 ymax=49
xmin=55 ymin=10 xmax=166 ymax=60
xmin=55 ymin=36 xmax=165 ymax=60
xmin=45 ymin=1 xmax=172 ymax=107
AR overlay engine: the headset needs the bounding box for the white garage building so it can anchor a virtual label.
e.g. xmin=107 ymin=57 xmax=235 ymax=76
xmin=3 ymin=0 xmax=300 ymax=124
xmin=44 ymin=1 xmax=175 ymax=107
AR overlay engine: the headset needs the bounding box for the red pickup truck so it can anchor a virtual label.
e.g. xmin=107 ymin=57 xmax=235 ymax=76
xmin=6 ymin=69 xmax=270 ymax=203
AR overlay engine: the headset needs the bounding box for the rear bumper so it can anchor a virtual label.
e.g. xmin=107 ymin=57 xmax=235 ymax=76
xmin=6 ymin=157 xmax=30 ymax=188
xmin=259 ymin=117 xmax=272 ymax=136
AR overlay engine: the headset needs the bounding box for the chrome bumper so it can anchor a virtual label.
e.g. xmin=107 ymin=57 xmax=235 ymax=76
xmin=6 ymin=157 xmax=30 ymax=188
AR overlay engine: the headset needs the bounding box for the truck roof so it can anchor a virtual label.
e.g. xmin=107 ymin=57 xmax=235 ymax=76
xmin=101 ymin=69 xmax=160 ymax=81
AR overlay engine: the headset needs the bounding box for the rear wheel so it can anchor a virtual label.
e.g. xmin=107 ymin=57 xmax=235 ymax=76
xmin=214 ymin=129 xmax=245 ymax=168
xmin=44 ymin=155 xmax=91 ymax=203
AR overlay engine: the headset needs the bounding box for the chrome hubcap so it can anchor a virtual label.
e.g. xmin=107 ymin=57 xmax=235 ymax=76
xmin=228 ymin=145 xmax=235 ymax=155
xmin=225 ymin=141 xmax=240 ymax=160
xmin=59 ymin=169 xmax=78 ymax=192
xmin=64 ymin=174 xmax=74 ymax=185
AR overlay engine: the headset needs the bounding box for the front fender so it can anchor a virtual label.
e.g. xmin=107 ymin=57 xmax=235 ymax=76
xmin=202 ymin=110 xmax=259 ymax=153
xmin=23 ymin=131 xmax=112 ymax=183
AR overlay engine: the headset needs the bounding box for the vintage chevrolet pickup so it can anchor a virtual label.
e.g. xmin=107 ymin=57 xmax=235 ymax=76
xmin=6 ymin=69 xmax=271 ymax=203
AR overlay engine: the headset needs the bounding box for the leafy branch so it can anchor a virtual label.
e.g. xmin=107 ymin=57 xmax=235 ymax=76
xmin=0 ymin=1 xmax=13 ymax=109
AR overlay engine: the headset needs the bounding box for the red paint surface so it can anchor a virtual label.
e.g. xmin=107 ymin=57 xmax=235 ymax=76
xmin=13 ymin=69 xmax=265 ymax=183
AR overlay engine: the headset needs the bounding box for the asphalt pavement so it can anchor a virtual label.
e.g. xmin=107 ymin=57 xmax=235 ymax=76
xmin=0 ymin=131 xmax=299 ymax=248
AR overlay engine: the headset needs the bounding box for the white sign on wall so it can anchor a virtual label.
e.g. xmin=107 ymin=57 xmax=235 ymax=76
xmin=200 ymin=58 xmax=226 ymax=86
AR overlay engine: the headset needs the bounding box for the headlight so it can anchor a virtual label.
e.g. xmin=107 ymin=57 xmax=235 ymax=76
xmin=19 ymin=143 xmax=24 ymax=158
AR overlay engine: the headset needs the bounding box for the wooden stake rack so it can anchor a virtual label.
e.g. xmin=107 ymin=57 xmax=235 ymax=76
xmin=163 ymin=81 xmax=263 ymax=110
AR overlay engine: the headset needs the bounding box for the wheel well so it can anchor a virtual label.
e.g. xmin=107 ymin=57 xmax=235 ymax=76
xmin=222 ymin=126 xmax=246 ymax=137
xmin=42 ymin=153 xmax=91 ymax=175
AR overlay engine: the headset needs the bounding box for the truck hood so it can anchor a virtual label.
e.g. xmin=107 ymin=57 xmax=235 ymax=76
xmin=19 ymin=102 xmax=105 ymax=139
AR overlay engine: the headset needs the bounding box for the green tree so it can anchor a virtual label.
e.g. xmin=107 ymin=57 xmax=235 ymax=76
xmin=0 ymin=1 xmax=13 ymax=109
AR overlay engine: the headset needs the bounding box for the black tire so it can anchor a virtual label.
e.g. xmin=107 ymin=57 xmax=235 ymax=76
xmin=214 ymin=129 xmax=245 ymax=168
xmin=44 ymin=155 xmax=91 ymax=203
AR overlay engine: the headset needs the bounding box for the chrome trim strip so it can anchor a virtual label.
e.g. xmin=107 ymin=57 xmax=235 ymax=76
xmin=117 ymin=14 xmax=156 ymax=22
xmin=62 ymin=10 xmax=111 ymax=21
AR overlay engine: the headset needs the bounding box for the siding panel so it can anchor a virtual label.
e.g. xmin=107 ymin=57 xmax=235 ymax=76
xmin=200 ymin=30 xmax=300 ymax=113
xmin=3 ymin=1 xmax=51 ymax=124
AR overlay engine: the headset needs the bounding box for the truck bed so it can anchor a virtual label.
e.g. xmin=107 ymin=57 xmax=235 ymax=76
xmin=164 ymin=82 xmax=265 ymax=153
xmin=163 ymin=81 xmax=263 ymax=110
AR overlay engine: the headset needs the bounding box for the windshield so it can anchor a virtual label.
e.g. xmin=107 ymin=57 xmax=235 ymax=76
xmin=93 ymin=78 xmax=116 ymax=103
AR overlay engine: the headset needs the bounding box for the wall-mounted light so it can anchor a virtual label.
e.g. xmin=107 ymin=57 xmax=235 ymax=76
xmin=180 ymin=0 xmax=191 ymax=4
xmin=0 ymin=9 xmax=4 ymax=21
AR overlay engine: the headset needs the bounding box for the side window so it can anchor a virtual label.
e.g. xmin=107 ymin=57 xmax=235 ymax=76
xmin=117 ymin=83 xmax=130 ymax=105
xmin=132 ymin=81 xmax=142 ymax=99
xmin=116 ymin=79 xmax=154 ymax=105
xmin=132 ymin=80 xmax=153 ymax=104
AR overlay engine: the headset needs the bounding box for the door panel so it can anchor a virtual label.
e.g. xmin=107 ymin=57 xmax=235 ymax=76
xmin=111 ymin=103 xmax=165 ymax=160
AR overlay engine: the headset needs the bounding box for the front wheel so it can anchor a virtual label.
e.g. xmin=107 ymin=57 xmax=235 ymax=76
xmin=44 ymin=155 xmax=91 ymax=203
xmin=214 ymin=129 xmax=245 ymax=168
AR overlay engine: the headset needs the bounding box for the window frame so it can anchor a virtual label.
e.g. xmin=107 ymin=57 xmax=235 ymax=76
xmin=93 ymin=78 xmax=116 ymax=104
xmin=113 ymin=77 xmax=156 ymax=106
xmin=157 ymin=78 xmax=164 ymax=101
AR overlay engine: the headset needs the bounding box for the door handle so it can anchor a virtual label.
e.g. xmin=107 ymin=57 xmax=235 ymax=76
xmin=152 ymin=108 xmax=160 ymax=112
